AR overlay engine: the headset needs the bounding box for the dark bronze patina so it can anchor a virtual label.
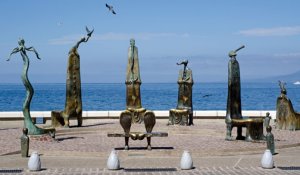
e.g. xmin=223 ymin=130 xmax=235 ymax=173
xmin=51 ymin=27 xmax=94 ymax=128
xmin=7 ymin=39 xmax=55 ymax=136
xmin=225 ymin=45 xmax=264 ymax=141
xmin=20 ymin=128 xmax=29 ymax=157
xmin=266 ymin=126 xmax=275 ymax=155
xmin=264 ymin=112 xmax=271 ymax=129
xmin=168 ymin=60 xmax=193 ymax=126
xmin=276 ymin=80 xmax=300 ymax=130
xmin=108 ymin=39 xmax=167 ymax=150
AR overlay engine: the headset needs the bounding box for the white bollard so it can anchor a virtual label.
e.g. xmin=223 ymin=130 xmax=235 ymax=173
xmin=28 ymin=151 xmax=41 ymax=171
xmin=180 ymin=150 xmax=193 ymax=170
xmin=107 ymin=149 xmax=120 ymax=170
xmin=261 ymin=149 xmax=274 ymax=169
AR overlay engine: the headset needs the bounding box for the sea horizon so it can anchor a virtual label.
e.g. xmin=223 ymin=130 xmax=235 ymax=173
xmin=1 ymin=82 xmax=299 ymax=112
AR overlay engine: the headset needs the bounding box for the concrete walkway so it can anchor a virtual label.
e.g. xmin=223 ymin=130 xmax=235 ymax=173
xmin=1 ymin=119 xmax=300 ymax=174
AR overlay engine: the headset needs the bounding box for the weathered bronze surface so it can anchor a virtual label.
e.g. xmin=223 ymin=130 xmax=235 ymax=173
xmin=264 ymin=112 xmax=271 ymax=129
xmin=276 ymin=81 xmax=300 ymax=130
xmin=114 ymin=39 xmax=166 ymax=150
xmin=225 ymin=45 xmax=264 ymax=141
xmin=168 ymin=60 xmax=193 ymax=126
xmin=7 ymin=39 xmax=55 ymax=136
xmin=266 ymin=126 xmax=275 ymax=155
xmin=51 ymin=27 xmax=93 ymax=128
xmin=20 ymin=128 xmax=29 ymax=157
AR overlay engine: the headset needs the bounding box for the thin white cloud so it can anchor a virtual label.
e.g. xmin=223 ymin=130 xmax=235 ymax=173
xmin=49 ymin=32 xmax=189 ymax=45
xmin=238 ymin=26 xmax=300 ymax=36
xmin=274 ymin=52 xmax=300 ymax=57
xmin=48 ymin=34 xmax=82 ymax=45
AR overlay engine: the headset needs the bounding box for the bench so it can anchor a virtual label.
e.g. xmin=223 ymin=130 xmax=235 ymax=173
xmin=226 ymin=118 xmax=265 ymax=141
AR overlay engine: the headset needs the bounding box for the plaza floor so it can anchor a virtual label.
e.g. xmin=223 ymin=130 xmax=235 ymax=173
xmin=1 ymin=119 xmax=300 ymax=174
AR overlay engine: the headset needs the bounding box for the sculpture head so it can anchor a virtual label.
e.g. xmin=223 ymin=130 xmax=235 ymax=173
xmin=130 ymin=38 xmax=135 ymax=47
xmin=18 ymin=38 xmax=25 ymax=46
xmin=266 ymin=112 xmax=270 ymax=117
xmin=22 ymin=128 xmax=28 ymax=135
xmin=266 ymin=126 xmax=272 ymax=133
xmin=229 ymin=45 xmax=245 ymax=59
xmin=177 ymin=59 xmax=189 ymax=68
xmin=278 ymin=80 xmax=287 ymax=95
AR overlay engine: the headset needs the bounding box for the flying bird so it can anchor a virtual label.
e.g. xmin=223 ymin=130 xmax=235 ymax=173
xmin=85 ymin=26 xmax=94 ymax=37
xmin=105 ymin=3 xmax=116 ymax=14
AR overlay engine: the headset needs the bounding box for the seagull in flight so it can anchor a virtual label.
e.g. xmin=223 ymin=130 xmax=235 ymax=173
xmin=106 ymin=3 xmax=116 ymax=14
xmin=85 ymin=26 xmax=94 ymax=37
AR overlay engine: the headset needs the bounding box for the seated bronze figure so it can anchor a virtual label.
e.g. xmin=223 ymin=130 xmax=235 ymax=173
xmin=168 ymin=60 xmax=193 ymax=126
xmin=276 ymin=80 xmax=300 ymax=130
xmin=225 ymin=45 xmax=264 ymax=141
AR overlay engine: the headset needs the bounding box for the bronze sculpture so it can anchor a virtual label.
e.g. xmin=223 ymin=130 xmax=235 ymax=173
xmin=20 ymin=128 xmax=29 ymax=157
xmin=264 ymin=112 xmax=271 ymax=129
xmin=276 ymin=80 xmax=300 ymax=130
xmin=225 ymin=45 xmax=264 ymax=141
xmin=168 ymin=60 xmax=193 ymax=125
xmin=119 ymin=39 xmax=157 ymax=150
xmin=266 ymin=126 xmax=275 ymax=155
xmin=51 ymin=27 xmax=93 ymax=128
xmin=7 ymin=38 xmax=55 ymax=136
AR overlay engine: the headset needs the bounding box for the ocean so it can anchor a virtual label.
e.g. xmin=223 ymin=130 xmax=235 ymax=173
xmin=0 ymin=83 xmax=299 ymax=111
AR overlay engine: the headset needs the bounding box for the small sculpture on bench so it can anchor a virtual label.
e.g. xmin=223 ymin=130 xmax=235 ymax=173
xmin=51 ymin=26 xmax=93 ymax=128
xmin=225 ymin=45 xmax=264 ymax=141
xmin=276 ymin=80 xmax=300 ymax=130
xmin=168 ymin=60 xmax=194 ymax=126
xmin=108 ymin=39 xmax=167 ymax=150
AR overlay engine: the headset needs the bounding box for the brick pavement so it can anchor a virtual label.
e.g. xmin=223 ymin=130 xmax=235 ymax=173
xmin=0 ymin=119 xmax=300 ymax=174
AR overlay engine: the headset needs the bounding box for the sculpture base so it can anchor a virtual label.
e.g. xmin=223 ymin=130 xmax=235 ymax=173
xmin=118 ymin=108 xmax=157 ymax=150
xmin=168 ymin=109 xmax=189 ymax=126
xmin=108 ymin=132 xmax=168 ymax=150
xmin=51 ymin=110 xmax=82 ymax=128
xmin=226 ymin=118 xmax=265 ymax=141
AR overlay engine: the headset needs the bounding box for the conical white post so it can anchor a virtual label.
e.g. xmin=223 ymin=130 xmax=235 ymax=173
xmin=28 ymin=151 xmax=41 ymax=171
xmin=180 ymin=150 xmax=193 ymax=170
xmin=107 ymin=149 xmax=120 ymax=170
xmin=261 ymin=149 xmax=274 ymax=169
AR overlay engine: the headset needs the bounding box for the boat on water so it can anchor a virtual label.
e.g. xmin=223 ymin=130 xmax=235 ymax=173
xmin=293 ymin=81 xmax=300 ymax=85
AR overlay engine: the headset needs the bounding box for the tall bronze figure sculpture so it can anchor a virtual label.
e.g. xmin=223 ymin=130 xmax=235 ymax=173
xmin=225 ymin=45 xmax=264 ymax=141
xmin=7 ymin=38 xmax=55 ymax=136
xmin=276 ymin=80 xmax=300 ymax=130
xmin=51 ymin=26 xmax=94 ymax=128
xmin=119 ymin=39 xmax=157 ymax=150
xmin=168 ymin=60 xmax=193 ymax=125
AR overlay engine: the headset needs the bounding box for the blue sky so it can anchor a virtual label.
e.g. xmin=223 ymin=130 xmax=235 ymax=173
xmin=1 ymin=0 xmax=300 ymax=83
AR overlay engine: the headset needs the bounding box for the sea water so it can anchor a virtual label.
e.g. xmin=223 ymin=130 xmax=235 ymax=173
xmin=0 ymin=83 xmax=299 ymax=111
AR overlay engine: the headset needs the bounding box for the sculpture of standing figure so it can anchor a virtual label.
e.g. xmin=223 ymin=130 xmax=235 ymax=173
xmin=20 ymin=128 xmax=29 ymax=157
xmin=225 ymin=45 xmax=245 ymax=140
xmin=125 ymin=38 xmax=142 ymax=109
xmin=7 ymin=38 xmax=55 ymax=136
xmin=51 ymin=26 xmax=93 ymax=128
xmin=119 ymin=39 xmax=156 ymax=150
xmin=264 ymin=112 xmax=271 ymax=129
xmin=266 ymin=126 xmax=275 ymax=155
xmin=168 ymin=60 xmax=194 ymax=126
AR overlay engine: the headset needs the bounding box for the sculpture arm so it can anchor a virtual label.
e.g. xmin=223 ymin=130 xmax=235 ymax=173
xmin=7 ymin=47 xmax=20 ymax=61
xmin=26 ymin=47 xmax=41 ymax=60
xmin=74 ymin=26 xmax=94 ymax=49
